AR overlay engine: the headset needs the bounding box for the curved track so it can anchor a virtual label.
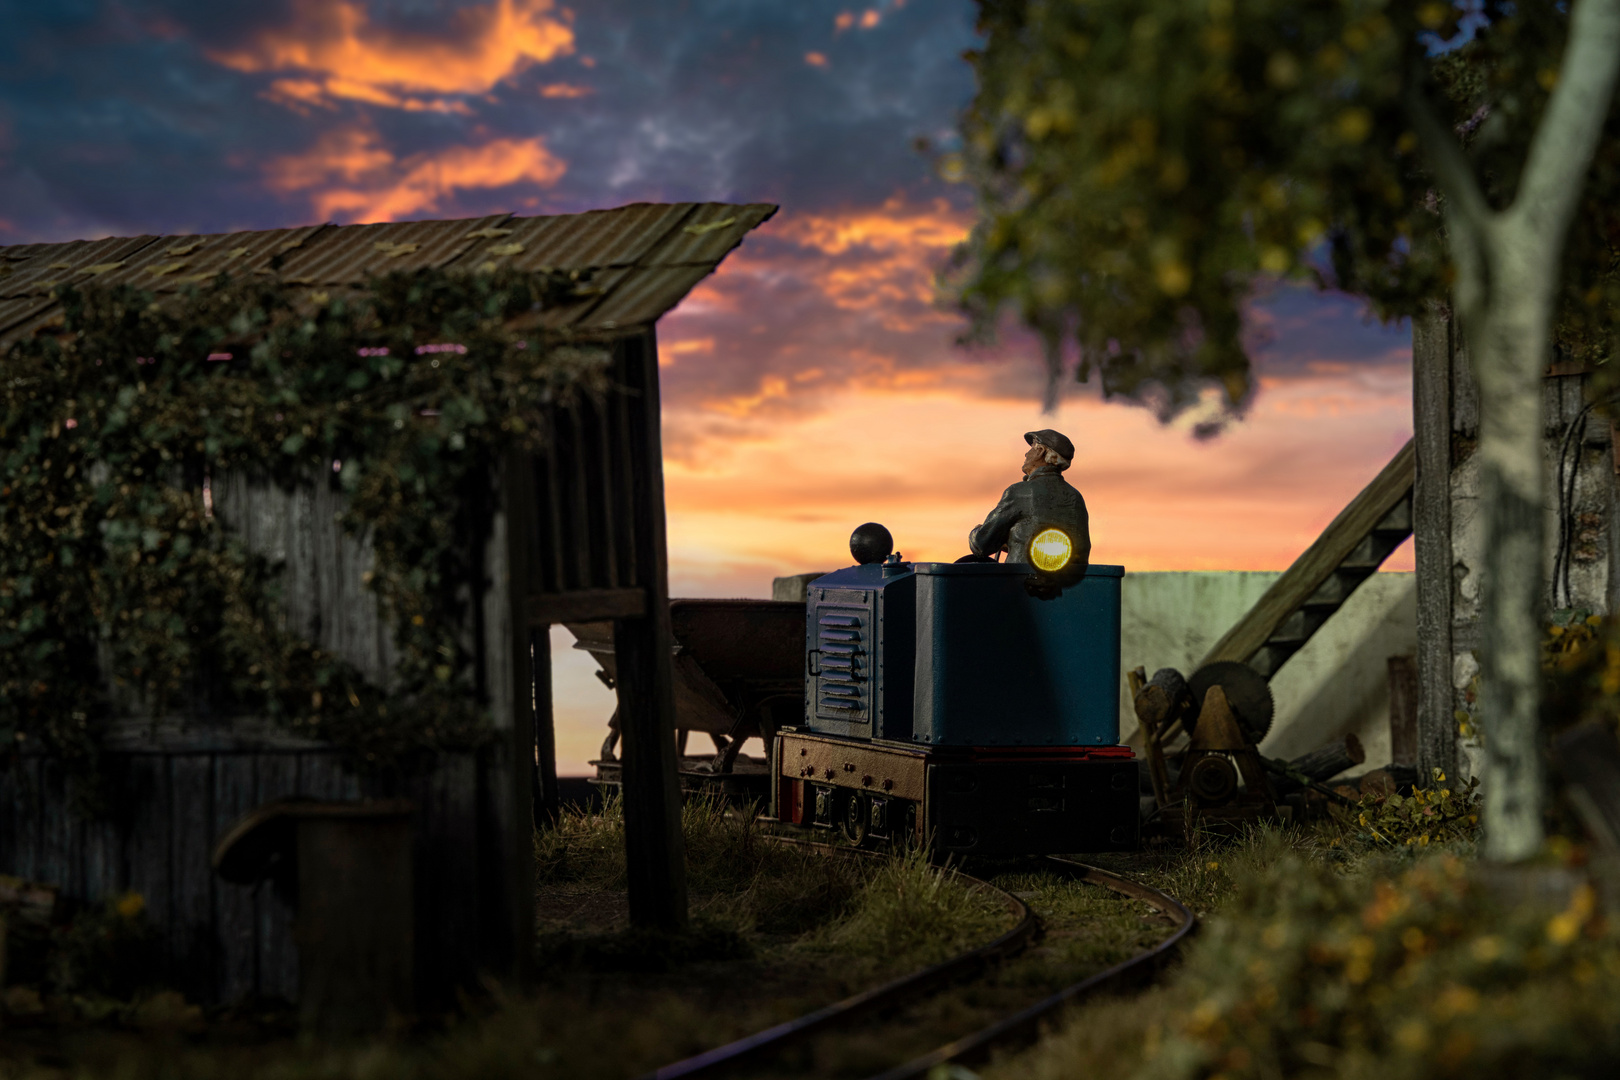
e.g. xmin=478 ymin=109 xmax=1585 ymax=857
xmin=864 ymin=857 xmax=1195 ymax=1080
xmin=638 ymin=841 xmax=1195 ymax=1080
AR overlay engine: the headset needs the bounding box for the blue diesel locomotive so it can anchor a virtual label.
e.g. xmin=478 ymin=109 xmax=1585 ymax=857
xmin=773 ymin=528 xmax=1140 ymax=857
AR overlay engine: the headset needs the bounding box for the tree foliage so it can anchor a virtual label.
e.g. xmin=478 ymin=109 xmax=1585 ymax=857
xmin=0 ymin=268 xmax=605 ymax=783
xmin=953 ymin=0 xmax=1619 ymax=420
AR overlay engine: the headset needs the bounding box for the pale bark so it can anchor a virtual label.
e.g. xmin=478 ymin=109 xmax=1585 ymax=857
xmin=1409 ymin=0 xmax=1620 ymax=861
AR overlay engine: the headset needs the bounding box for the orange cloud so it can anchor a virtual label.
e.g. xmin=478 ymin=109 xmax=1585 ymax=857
xmin=211 ymin=0 xmax=575 ymax=112
xmin=768 ymin=198 xmax=970 ymax=315
xmin=266 ymin=127 xmax=566 ymax=223
xmin=659 ymin=337 xmax=715 ymax=367
xmin=805 ymin=51 xmax=828 ymax=67
xmin=540 ymin=82 xmax=591 ymax=98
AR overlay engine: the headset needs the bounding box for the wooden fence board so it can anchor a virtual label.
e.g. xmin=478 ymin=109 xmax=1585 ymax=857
xmin=213 ymin=754 xmax=259 ymax=1004
xmin=36 ymin=759 xmax=75 ymax=898
xmin=427 ymin=754 xmax=479 ymax=995
xmin=123 ymin=755 xmax=173 ymax=972
xmin=254 ymin=753 xmax=300 ymax=1001
xmin=170 ymin=755 xmax=217 ymax=1000
xmin=8 ymin=756 xmax=41 ymax=884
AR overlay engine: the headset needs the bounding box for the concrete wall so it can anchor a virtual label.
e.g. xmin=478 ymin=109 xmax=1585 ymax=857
xmin=1121 ymin=570 xmax=1417 ymax=774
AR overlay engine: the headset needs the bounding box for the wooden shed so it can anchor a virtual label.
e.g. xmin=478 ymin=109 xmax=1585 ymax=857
xmin=0 ymin=201 xmax=776 ymax=1003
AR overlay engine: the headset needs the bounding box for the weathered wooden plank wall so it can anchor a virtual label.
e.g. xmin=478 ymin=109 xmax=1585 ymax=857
xmin=0 ymin=439 xmax=528 ymax=1003
xmin=0 ymin=745 xmax=507 ymax=1005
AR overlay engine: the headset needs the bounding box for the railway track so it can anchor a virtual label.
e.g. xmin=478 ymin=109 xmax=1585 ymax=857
xmin=640 ymin=839 xmax=1195 ymax=1080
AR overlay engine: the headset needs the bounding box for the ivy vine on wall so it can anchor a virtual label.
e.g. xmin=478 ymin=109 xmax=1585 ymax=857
xmin=0 ymin=267 xmax=608 ymax=783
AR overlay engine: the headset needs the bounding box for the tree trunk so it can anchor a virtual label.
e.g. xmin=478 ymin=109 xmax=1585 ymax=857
xmin=1413 ymin=0 xmax=1620 ymax=862
xmin=1468 ymin=280 xmax=1553 ymax=861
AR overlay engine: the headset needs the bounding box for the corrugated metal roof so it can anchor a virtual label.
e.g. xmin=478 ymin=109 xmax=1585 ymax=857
xmin=0 ymin=202 xmax=776 ymax=348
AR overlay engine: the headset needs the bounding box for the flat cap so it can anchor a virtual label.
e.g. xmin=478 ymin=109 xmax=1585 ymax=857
xmin=1024 ymin=429 xmax=1075 ymax=464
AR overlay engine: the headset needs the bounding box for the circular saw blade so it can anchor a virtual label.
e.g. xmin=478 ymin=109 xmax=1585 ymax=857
xmin=1186 ymin=661 xmax=1274 ymax=745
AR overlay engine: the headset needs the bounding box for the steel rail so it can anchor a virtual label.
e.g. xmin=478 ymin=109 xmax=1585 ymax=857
xmin=638 ymin=837 xmax=1037 ymax=1080
xmin=861 ymin=856 xmax=1197 ymax=1080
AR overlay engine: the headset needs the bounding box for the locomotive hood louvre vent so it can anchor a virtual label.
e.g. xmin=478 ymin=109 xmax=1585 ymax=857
xmin=815 ymin=603 xmax=869 ymax=719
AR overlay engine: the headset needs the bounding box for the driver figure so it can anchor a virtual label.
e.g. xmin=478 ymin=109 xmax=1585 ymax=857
xmin=967 ymin=429 xmax=1091 ymax=577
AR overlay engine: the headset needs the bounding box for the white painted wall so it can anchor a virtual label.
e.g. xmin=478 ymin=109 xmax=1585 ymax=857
xmin=1121 ymin=570 xmax=1417 ymax=773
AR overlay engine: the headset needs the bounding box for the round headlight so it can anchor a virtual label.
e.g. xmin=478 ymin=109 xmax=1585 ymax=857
xmin=1029 ymin=528 xmax=1072 ymax=573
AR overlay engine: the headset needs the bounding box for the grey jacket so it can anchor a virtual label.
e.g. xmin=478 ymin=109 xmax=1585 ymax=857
xmin=968 ymin=466 xmax=1091 ymax=572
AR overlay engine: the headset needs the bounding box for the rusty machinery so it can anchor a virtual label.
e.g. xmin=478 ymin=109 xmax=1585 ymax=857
xmin=1130 ymin=661 xmax=1280 ymax=839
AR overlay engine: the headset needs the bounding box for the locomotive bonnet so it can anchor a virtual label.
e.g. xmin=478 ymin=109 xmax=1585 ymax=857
xmin=774 ymin=524 xmax=1139 ymax=855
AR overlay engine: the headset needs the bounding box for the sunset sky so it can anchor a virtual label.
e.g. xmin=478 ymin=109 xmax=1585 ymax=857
xmin=2 ymin=0 xmax=1414 ymax=772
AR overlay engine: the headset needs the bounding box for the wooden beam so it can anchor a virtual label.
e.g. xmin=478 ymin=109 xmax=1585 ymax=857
xmin=1200 ymin=438 xmax=1417 ymax=671
xmin=501 ymin=447 xmax=539 ymax=980
xmin=532 ymin=628 xmax=560 ymax=828
xmin=611 ymin=329 xmax=689 ymax=932
xmin=1412 ymin=310 xmax=1458 ymax=781
xmin=526 ymin=587 xmax=646 ymax=625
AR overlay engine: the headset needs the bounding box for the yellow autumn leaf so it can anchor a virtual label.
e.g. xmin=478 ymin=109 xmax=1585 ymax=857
xmin=464 ymin=226 xmax=515 ymax=239
xmin=165 ymin=240 xmax=205 ymax=257
xmin=148 ymin=261 xmax=189 ymax=276
xmin=374 ymin=241 xmax=420 ymax=257
xmin=81 ymin=262 xmax=126 ymax=276
xmin=1155 ymin=259 xmax=1191 ymax=296
xmin=1335 ymin=108 xmax=1373 ymax=144
xmin=225 ymin=247 xmax=251 ymax=260
xmin=488 ymin=242 xmax=525 ymax=256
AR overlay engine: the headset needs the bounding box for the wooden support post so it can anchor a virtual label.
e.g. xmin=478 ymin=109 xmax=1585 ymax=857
xmin=502 ymin=448 xmax=539 ymax=979
xmin=1387 ymin=654 xmax=1419 ymax=767
xmin=613 ymin=330 xmax=689 ymax=932
xmin=1412 ymin=309 xmax=1458 ymax=781
xmin=533 ymin=628 xmax=560 ymax=828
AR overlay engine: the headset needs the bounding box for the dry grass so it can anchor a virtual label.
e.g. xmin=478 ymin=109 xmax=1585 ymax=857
xmin=986 ymin=827 xmax=1620 ymax=1080
xmin=0 ymin=797 xmax=1019 ymax=1080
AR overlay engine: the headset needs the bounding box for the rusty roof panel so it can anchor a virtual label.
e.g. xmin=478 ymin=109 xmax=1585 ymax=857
xmin=278 ymin=214 xmax=512 ymax=284
xmin=94 ymin=224 xmax=331 ymax=292
xmin=0 ymin=201 xmax=776 ymax=350
xmin=0 ymin=234 xmax=162 ymax=299
xmin=0 ymin=295 xmax=68 ymax=344
xmin=0 ymin=241 xmax=89 ymax=298
xmin=466 ymin=203 xmax=696 ymax=272
xmin=573 ymin=264 xmax=717 ymax=330
xmin=637 ymin=203 xmax=777 ymax=267
xmin=516 ymin=267 xmax=637 ymax=330
xmin=0 ymin=295 xmax=59 ymax=342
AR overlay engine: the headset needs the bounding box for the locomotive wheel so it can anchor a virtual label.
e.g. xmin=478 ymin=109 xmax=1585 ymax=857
xmin=841 ymin=792 xmax=870 ymax=846
xmin=1186 ymin=661 xmax=1274 ymax=744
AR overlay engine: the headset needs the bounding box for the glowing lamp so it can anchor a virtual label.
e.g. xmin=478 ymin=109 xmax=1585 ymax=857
xmin=1029 ymin=528 xmax=1072 ymax=574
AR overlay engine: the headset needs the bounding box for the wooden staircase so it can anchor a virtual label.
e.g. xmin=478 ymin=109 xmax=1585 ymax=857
xmin=1200 ymin=439 xmax=1416 ymax=680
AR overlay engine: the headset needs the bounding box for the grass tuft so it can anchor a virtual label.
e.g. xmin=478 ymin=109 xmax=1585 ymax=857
xmin=810 ymin=848 xmax=1012 ymax=969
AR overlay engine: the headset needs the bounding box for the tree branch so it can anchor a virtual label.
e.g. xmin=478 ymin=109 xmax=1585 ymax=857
xmin=1404 ymin=80 xmax=1492 ymax=232
xmin=1510 ymin=0 xmax=1620 ymax=240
